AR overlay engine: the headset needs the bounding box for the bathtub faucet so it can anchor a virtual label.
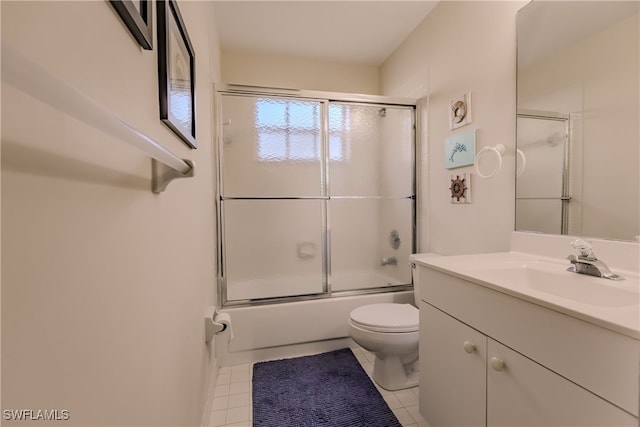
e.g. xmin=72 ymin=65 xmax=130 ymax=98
xmin=381 ymin=256 xmax=398 ymax=266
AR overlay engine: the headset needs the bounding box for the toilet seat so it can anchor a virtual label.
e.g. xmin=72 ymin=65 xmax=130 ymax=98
xmin=350 ymin=303 xmax=418 ymax=333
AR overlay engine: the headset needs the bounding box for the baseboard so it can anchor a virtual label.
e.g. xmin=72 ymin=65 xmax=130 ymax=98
xmin=200 ymin=356 xmax=219 ymax=427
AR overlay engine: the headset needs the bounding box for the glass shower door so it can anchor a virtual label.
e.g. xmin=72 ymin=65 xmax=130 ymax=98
xmin=218 ymin=91 xmax=416 ymax=305
xmin=328 ymin=103 xmax=414 ymax=292
xmin=220 ymin=94 xmax=326 ymax=301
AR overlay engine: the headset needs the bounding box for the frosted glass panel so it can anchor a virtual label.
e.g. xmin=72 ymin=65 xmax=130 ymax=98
xmin=221 ymin=95 xmax=323 ymax=197
xmin=515 ymin=199 xmax=563 ymax=235
xmin=329 ymin=103 xmax=413 ymax=197
xmin=223 ymin=199 xmax=324 ymax=301
xmin=330 ymin=198 xmax=412 ymax=292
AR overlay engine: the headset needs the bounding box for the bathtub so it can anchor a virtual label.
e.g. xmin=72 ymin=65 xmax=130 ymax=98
xmin=215 ymin=290 xmax=414 ymax=365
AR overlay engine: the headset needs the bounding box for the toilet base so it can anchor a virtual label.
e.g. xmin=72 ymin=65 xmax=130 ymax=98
xmin=372 ymin=354 xmax=419 ymax=391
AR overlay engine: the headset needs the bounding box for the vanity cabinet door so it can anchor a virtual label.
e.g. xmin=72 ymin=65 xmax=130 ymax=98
xmin=487 ymin=339 xmax=636 ymax=426
xmin=420 ymin=301 xmax=487 ymax=427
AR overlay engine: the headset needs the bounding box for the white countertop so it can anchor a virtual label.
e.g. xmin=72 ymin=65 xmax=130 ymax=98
xmin=413 ymin=251 xmax=640 ymax=340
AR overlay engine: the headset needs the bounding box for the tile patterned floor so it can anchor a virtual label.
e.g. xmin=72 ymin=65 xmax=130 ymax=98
xmin=208 ymin=345 xmax=428 ymax=427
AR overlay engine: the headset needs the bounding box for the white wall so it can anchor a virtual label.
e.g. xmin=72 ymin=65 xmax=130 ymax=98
xmin=1 ymin=1 xmax=221 ymax=425
xmin=380 ymin=1 xmax=527 ymax=255
xmin=222 ymin=50 xmax=379 ymax=94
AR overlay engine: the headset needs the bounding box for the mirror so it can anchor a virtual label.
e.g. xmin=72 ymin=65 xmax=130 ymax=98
xmin=516 ymin=1 xmax=639 ymax=242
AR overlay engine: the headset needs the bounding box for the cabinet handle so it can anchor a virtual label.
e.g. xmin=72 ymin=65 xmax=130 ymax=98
xmin=490 ymin=357 xmax=505 ymax=371
xmin=463 ymin=341 xmax=476 ymax=353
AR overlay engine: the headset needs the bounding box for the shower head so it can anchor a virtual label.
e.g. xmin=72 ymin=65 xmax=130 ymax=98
xmin=378 ymin=108 xmax=386 ymax=118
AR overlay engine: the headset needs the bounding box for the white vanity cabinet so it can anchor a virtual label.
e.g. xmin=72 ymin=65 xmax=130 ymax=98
xmin=418 ymin=265 xmax=639 ymax=427
xmin=420 ymin=302 xmax=486 ymax=426
xmin=486 ymin=339 xmax=633 ymax=426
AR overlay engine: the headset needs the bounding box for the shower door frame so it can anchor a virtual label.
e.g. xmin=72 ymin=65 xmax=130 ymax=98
xmin=214 ymin=84 xmax=420 ymax=307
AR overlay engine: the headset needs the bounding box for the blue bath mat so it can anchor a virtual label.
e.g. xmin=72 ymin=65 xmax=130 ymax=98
xmin=252 ymin=348 xmax=402 ymax=427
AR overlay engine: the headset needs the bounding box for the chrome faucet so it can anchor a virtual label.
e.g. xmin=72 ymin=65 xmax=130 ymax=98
xmin=381 ymin=256 xmax=398 ymax=266
xmin=566 ymin=239 xmax=624 ymax=280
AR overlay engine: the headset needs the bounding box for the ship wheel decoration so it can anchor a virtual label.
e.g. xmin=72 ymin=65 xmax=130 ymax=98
xmin=449 ymin=173 xmax=471 ymax=204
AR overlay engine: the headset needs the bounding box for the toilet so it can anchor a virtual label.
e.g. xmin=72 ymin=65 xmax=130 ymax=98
xmin=348 ymin=253 xmax=437 ymax=390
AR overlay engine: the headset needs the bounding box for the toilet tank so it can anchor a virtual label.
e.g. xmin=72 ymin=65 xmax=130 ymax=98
xmin=409 ymin=253 xmax=441 ymax=305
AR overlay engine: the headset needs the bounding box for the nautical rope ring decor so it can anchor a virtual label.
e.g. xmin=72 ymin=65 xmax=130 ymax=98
xmin=451 ymin=100 xmax=467 ymax=123
xmin=449 ymin=175 xmax=468 ymax=201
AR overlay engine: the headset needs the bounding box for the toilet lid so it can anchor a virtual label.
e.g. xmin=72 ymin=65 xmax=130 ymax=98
xmin=350 ymin=303 xmax=419 ymax=333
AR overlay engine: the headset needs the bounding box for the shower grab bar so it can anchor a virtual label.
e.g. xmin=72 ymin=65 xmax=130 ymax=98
xmin=1 ymin=43 xmax=194 ymax=193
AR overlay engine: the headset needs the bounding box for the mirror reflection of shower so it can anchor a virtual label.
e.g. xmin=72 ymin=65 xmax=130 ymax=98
xmin=516 ymin=112 xmax=571 ymax=235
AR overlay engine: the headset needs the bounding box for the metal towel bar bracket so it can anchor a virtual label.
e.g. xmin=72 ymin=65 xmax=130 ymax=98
xmin=152 ymin=159 xmax=195 ymax=193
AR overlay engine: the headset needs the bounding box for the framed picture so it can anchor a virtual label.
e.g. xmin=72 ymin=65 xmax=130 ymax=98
xmin=449 ymin=173 xmax=472 ymax=204
xmin=449 ymin=92 xmax=472 ymax=130
xmin=157 ymin=0 xmax=196 ymax=148
xmin=444 ymin=128 xmax=476 ymax=169
xmin=109 ymin=0 xmax=153 ymax=50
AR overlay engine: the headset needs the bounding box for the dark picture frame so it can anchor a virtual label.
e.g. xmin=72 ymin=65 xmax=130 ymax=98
xmin=109 ymin=0 xmax=153 ymax=50
xmin=157 ymin=0 xmax=196 ymax=148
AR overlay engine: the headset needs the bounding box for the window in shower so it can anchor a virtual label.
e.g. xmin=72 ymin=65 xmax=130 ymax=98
xmin=256 ymin=98 xmax=321 ymax=162
xmin=328 ymin=104 xmax=350 ymax=161
xmin=255 ymin=98 xmax=349 ymax=162
xmin=218 ymin=91 xmax=415 ymax=305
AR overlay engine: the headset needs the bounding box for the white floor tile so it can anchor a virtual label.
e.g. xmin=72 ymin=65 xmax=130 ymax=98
xmin=211 ymin=395 xmax=229 ymax=411
xmin=406 ymin=404 xmax=425 ymax=423
xmin=225 ymin=406 xmax=250 ymax=424
xmin=383 ymin=393 xmax=403 ymax=410
xmin=229 ymin=381 xmax=250 ymax=395
xmin=217 ymin=372 xmax=231 ymax=385
xmin=395 ymin=389 xmax=419 ymax=407
xmin=213 ymin=383 xmax=230 ymax=398
xmin=392 ymin=407 xmax=415 ymax=426
xmin=209 ymin=409 xmax=226 ymax=427
xmin=227 ymin=392 xmax=250 ymax=409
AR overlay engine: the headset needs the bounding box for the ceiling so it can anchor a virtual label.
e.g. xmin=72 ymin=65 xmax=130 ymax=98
xmin=213 ymin=1 xmax=439 ymax=66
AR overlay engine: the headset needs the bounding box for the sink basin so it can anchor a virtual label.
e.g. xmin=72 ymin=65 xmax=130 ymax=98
xmin=485 ymin=265 xmax=637 ymax=307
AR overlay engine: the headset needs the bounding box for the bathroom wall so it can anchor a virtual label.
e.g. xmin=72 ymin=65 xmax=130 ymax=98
xmin=1 ymin=1 xmax=221 ymax=425
xmin=380 ymin=1 xmax=527 ymax=255
xmin=222 ymin=50 xmax=380 ymax=94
